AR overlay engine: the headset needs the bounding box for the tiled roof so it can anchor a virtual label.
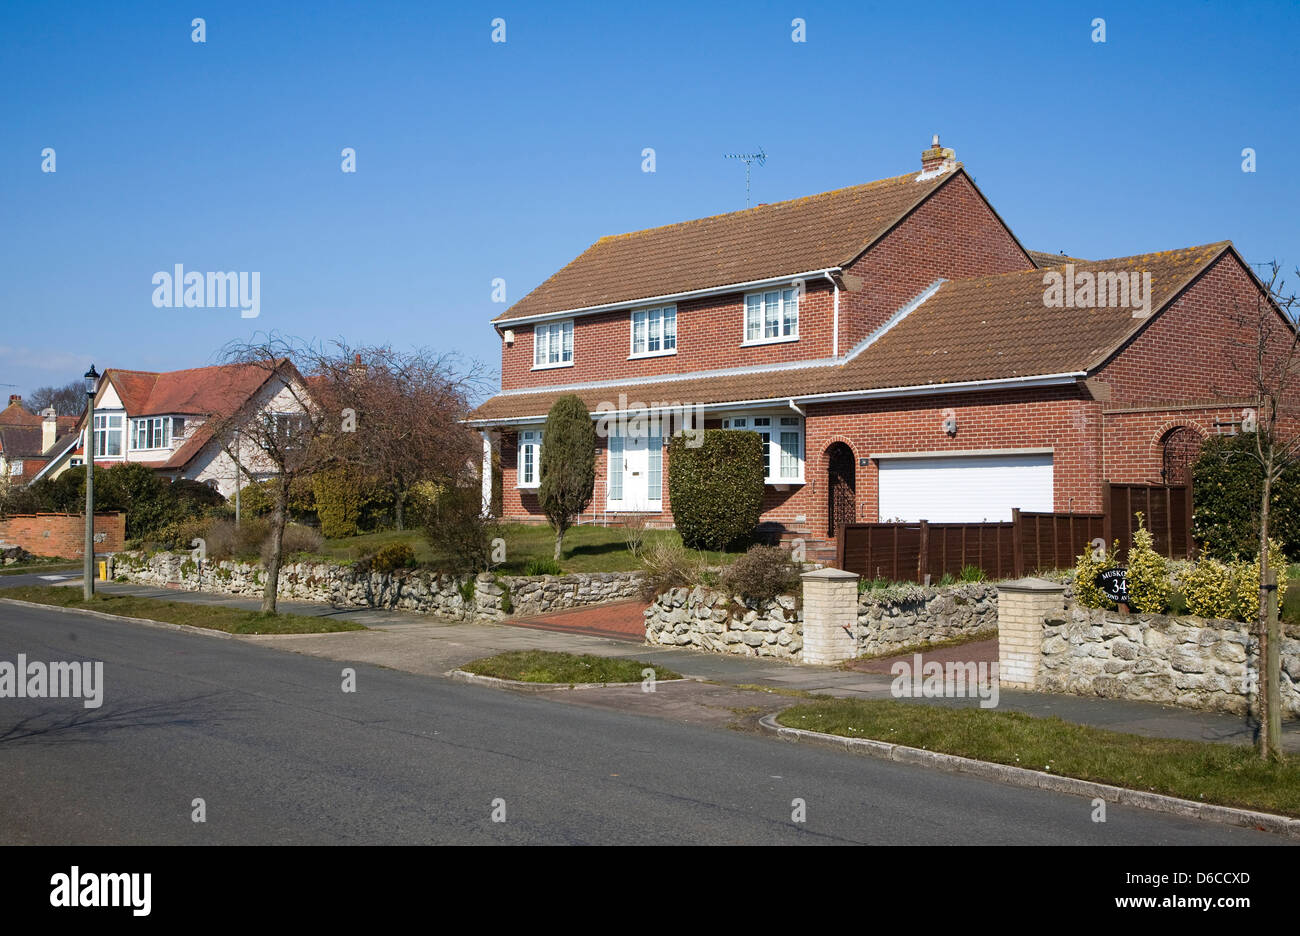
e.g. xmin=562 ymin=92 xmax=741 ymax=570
xmin=1027 ymin=249 xmax=1088 ymax=268
xmin=467 ymin=242 xmax=1232 ymax=422
xmin=492 ymin=168 xmax=963 ymax=323
xmin=103 ymin=362 xmax=281 ymax=417
xmin=0 ymin=400 xmax=41 ymax=428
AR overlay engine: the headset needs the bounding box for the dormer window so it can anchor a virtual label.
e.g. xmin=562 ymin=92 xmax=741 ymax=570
xmin=743 ymin=287 xmax=799 ymax=345
xmin=533 ymin=320 xmax=574 ymax=369
xmin=132 ymin=416 xmax=171 ymax=450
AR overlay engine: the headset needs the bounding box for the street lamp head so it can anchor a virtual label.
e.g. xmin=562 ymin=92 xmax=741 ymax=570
xmin=84 ymin=364 xmax=99 ymax=398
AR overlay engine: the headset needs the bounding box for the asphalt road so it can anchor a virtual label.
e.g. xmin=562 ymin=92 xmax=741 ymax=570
xmin=0 ymin=601 xmax=1285 ymax=845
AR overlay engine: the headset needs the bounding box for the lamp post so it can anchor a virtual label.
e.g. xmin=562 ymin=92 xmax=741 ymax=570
xmin=83 ymin=364 xmax=99 ymax=600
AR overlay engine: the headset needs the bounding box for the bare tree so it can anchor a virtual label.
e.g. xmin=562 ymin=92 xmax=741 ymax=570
xmin=1221 ymin=261 xmax=1300 ymax=760
xmin=205 ymin=335 xmax=343 ymax=614
xmin=24 ymin=381 xmax=86 ymax=416
xmin=311 ymin=344 xmax=486 ymax=529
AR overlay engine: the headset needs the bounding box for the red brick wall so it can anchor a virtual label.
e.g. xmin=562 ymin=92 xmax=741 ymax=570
xmin=0 ymin=512 xmax=126 ymax=558
xmin=1093 ymin=251 xmax=1295 ymax=482
xmin=500 ymin=282 xmax=837 ymax=391
xmin=838 ymin=173 xmax=1034 ymax=349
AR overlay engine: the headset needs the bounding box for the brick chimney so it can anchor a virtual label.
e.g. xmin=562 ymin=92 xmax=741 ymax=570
xmin=7 ymin=394 xmax=19 ymax=407
xmin=41 ymin=407 xmax=57 ymax=453
xmin=919 ymin=134 xmax=956 ymax=177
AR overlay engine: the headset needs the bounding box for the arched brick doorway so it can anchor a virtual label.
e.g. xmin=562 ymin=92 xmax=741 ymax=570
xmin=1160 ymin=426 xmax=1202 ymax=485
xmin=826 ymin=442 xmax=856 ymax=537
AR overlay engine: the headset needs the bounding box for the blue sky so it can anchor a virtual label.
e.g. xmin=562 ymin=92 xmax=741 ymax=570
xmin=3 ymin=0 xmax=1297 ymax=401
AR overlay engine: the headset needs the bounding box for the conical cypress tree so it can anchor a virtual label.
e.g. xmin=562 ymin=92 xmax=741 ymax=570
xmin=538 ymin=394 xmax=596 ymax=560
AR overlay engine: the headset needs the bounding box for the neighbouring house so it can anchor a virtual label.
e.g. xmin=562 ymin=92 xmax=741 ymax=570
xmin=466 ymin=136 xmax=1289 ymax=554
xmin=0 ymin=395 xmax=81 ymax=484
xmin=36 ymin=361 xmax=312 ymax=498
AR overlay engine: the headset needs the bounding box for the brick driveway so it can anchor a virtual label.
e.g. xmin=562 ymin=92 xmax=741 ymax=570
xmin=847 ymin=638 xmax=999 ymax=674
xmin=505 ymin=599 xmax=649 ymax=642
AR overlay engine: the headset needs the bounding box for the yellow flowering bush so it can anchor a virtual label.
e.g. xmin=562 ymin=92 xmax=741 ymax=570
xmin=1233 ymin=539 xmax=1289 ymax=623
xmin=1073 ymin=539 xmax=1119 ymax=609
xmin=1126 ymin=513 xmax=1171 ymax=614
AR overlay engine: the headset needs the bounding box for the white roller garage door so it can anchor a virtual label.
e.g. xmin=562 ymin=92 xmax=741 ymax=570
xmin=877 ymin=453 xmax=1053 ymax=523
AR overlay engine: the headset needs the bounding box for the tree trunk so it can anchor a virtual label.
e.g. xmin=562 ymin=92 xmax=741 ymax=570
xmin=1257 ymin=460 xmax=1277 ymax=759
xmin=554 ymin=527 xmax=564 ymax=562
xmin=263 ymin=478 xmax=288 ymax=615
xmin=394 ymin=489 xmax=406 ymax=532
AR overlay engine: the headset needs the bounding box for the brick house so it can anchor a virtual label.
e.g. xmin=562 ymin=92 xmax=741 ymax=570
xmin=466 ymin=138 xmax=1284 ymax=552
xmin=0 ymin=395 xmax=80 ymax=484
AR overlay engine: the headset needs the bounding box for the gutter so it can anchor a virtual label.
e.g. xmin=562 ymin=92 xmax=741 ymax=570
xmin=463 ymin=372 xmax=1087 ymax=427
xmin=493 ymin=267 xmax=843 ymax=328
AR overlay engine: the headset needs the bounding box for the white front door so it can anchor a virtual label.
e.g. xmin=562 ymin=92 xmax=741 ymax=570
xmin=607 ymin=428 xmax=662 ymax=511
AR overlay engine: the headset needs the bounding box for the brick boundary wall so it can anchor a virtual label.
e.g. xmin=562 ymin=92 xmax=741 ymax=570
xmin=0 ymin=513 xmax=126 ymax=559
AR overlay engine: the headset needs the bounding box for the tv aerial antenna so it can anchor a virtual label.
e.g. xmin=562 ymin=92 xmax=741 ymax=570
xmin=724 ymin=148 xmax=767 ymax=208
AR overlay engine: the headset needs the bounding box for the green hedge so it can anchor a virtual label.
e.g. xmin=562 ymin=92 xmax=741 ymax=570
xmin=1191 ymin=432 xmax=1300 ymax=560
xmin=667 ymin=429 xmax=764 ymax=551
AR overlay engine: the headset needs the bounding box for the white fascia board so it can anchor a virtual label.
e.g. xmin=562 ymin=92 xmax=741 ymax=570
xmin=492 ymin=268 xmax=842 ymax=328
xmin=461 ymin=372 xmax=1086 ymax=427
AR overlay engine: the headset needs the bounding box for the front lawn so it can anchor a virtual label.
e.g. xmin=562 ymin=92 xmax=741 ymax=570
xmin=777 ymin=698 xmax=1300 ymax=817
xmin=1 ymin=586 xmax=366 ymax=635
xmin=461 ymin=650 xmax=681 ymax=684
xmin=309 ymin=523 xmax=742 ymax=575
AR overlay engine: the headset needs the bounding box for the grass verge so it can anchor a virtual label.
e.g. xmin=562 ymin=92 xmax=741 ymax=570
xmin=0 ymin=585 xmax=366 ymax=635
xmin=461 ymin=649 xmax=680 ymax=685
xmin=776 ymin=698 xmax=1300 ymax=817
xmin=0 ymin=560 xmax=80 ymax=577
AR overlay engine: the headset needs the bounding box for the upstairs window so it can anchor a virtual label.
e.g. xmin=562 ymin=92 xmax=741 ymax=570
xmin=517 ymin=430 xmax=542 ymax=488
xmin=630 ymin=306 xmax=677 ymax=358
xmin=93 ymin=413 xmax=123 ymax=457
xmin=132 ymin=416 xmax=171 ymax=450
xmin=534 ymin=320 xmax=574 ymax=368
xmin=744 ymin=287 xmax=799 ymax=344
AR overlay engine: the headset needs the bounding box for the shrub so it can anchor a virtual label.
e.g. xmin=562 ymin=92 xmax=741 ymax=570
xmin=639 ymin=540 xmax=695 ymax=600
xmin=424 ymin=484 xmax=500 ymax=574
xmin=1127 ymin=513 xmax=1171 ymax=613
xmin=720 ymin=545 xmax=801 ymax=602
xmin=621 ymin=515 xmax=649 ymax=560
xmin=523 ymin=557 xmax=563 ymax=576
xmin=1234 ymin=539 xmax=1289 ymax=623
xmin=152 ymin=516 xmax=213 ymax=554
xmin=667 ymin=429 xmax=764 ymax=551
xmin=312 ymin=468 xmax=392 ymax=538
xmin=958 ymin=565 xmax=985 ymax=583
xmin=1183 ymin=558 xmax=1236 ymax=619
xmin=538 ymin=395 xmax=596 ymax=560
xmin=261 ymin=523 xmax=323 ymax=564
xmin=1073 ymin=539 xmax=1120 ymax=609
xmin=371 ymin=542 xmax=416 ymax=574
xmin=1191 ymin=432 xmax=1300 ymax=560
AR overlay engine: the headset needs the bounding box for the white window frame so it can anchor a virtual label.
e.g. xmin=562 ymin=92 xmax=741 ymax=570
xmin=93 ymin=412 xmax=124 ymax=458
xmin=132 ymin=416 xmax=171 ymax=451
xmin=629 ymin=305 xmax=677 ymax=359
xmin=517 ymin=430 xmax=542 ymax=489
xmin=532 ymin=320 xmax=574 ymax=370
xmin=742 ymin=286 xmax=800 ymax=346
xmin=720 ymin=412 xmax=805 ymax=484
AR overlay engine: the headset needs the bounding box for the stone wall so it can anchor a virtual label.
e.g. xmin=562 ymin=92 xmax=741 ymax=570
xmin=113 ymin=551 xmax=641 ymax=623
xmin=644 ymin=587 xmax=802 ymax=659
xmin=856 ymin=583 xmax=998 ymax=657
xmin=644 ymin=581 xmax=998 ymax=662
xmin=1041 ymin=604 xmax=1300 ymax=717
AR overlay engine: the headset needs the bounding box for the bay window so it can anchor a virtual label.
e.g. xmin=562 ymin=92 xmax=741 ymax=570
xmin=132 ymin=416 xmax=171 ymax=450
xmin=743 ymin=287 xmax=799 ymax=344
xmin=533 ymin=320 xmax=574 ymax=368
xmin=630 ymin=305 xmax=677 ymax=358
xmin=93 ymin=413 xmax=124 ymax=457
